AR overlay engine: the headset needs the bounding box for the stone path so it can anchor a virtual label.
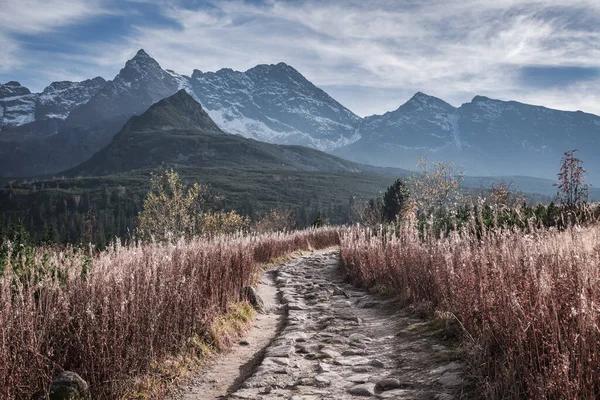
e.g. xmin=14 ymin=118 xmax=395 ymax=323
xmin=229 ymin=249 xmax=469 ymax=400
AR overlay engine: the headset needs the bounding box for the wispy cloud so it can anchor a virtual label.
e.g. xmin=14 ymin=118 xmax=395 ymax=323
xmin=0 ymin=0 xmax=108 ymax=73
xmin=1 ymin=0 xmax=600 ymax=116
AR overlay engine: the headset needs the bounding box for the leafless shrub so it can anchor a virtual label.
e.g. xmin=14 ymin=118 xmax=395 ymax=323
xmin=0 ymin=228 xmax=340 ymax=399
xmin=340 ymin=222 xmax=600 ymax=398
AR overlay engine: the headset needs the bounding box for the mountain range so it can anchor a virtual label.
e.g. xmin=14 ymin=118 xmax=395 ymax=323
xmin=1 ymin=49 xmax=598 ymax=185
xmin=68 ymin=89 xmax=382 ymax=177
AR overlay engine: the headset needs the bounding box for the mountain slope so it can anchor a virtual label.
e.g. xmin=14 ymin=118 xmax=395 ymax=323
xmin=68 ymin=90 xmax=389 ymax=177
xmin=0 ymin=82 xmax=37 ymax=127
xmin=0 ymin=77 xmax=106 ymax=129
xmin=36 ymin=77 xmax=106 ymax=120
xmin=189 ymin=63 xmax=361 ymax=151
xmin=0 ymin=50 xmax=181 ymax=177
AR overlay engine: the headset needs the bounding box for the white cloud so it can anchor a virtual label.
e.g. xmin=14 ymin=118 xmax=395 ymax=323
xmin=0 ymin=0 xmax=107 ymax=73
xmin=2 ymin=0 xmax=600 ymax=116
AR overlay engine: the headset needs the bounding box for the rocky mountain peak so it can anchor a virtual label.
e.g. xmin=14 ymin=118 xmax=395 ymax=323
xmin=397 ymin=92 xmax=456 ymax=115
xmin=0 ymin=81 xmax=32 ymax=98
xmin=118 ymin=49 xmax=168 ymax=84
xmin=120 ymin=89 xmax=224 ymax=135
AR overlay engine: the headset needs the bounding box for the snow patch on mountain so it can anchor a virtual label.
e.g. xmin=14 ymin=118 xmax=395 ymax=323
xmin=190 ymin=63 xmax=361 ymax=151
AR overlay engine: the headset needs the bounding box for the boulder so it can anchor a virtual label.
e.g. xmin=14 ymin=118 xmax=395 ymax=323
xmin=49 ymin=371 xmax=89 ymax=400
xmin=242 ymin=286 xmax=264 ymax=311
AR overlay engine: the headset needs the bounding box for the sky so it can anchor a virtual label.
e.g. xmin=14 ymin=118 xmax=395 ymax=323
xmin=0 ymin=0 xmax=599 ymax=117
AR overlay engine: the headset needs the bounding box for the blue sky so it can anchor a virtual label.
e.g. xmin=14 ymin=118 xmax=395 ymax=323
xmin=1 ymin=0 xmax=599 ymax=117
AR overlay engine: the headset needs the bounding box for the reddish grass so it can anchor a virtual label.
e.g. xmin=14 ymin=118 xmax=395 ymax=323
xmin=0 ymin=228 xmax=339 ymax=399
xmin=340 ymin=224 xmax=600 ymax=398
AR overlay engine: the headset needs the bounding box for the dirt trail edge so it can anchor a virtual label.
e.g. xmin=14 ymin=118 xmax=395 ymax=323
xmin=177 ymin=249 xmax=470 ymax=400
xmin=172 ymin=268 xmax=283 ymax=400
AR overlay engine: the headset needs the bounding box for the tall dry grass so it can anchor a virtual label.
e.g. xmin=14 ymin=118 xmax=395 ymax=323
xmin=340 ymin=224 xmax=600 ymax=398
xmin=0 ymin=227 xmax=339 ymax=399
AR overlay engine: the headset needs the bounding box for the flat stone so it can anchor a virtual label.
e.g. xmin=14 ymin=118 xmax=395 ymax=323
xmin=430 ymin=362 xmax=463 ymax=375
xmin=347 ymin=374 xmax=371 ymax=383
xmin=348 ymin=333 xmax=372 ymax=342
xmin=378 ymin=389 xmax=415 ymax=398
xmin=327 ymin=336 xmax=349 ymax=345
xmin=265 ymin=345 xmax=294 ymax=358
xmin=334 ymin=356 xmax=370 ymax=366
xmin=297 ymin=344 xmax=320 ymax=354
xmin=343 ymin=348 xmax=366 ymax=356
xmin=438 ymin=372 xmax=464 ymax=387
xmin=318 ymin=362 xmax=331 ymax=372
xmin=315 ymin=372 xmax=342 ymax=387
xmin=370 ymin=359 xmax=386 ymax=368
xmin=348 ymin=383 xmax=376 ymax=396
xmin=332 ymin=300 xmax=352 ymax=308
xmin=375 ymin=378 xmax=403 ymax=391
xmin=320 ymin=348 xmax=342 ymax=359
xmin=262 ymin=357 xmax=290 ymax=366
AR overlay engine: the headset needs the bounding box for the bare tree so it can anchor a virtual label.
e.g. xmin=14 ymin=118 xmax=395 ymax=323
xmin=554 ymin=149 xmax=590 ymax=208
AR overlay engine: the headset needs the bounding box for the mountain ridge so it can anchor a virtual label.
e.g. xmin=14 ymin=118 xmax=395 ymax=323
xmin=67 ymin=89 xmax=402 ymax=178
xmin=2 ymin=49 xmax=599 ymax=183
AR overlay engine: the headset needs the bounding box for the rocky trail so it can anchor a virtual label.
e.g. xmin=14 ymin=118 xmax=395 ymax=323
xmin=174 ymin=249 xmax=470 ymax=400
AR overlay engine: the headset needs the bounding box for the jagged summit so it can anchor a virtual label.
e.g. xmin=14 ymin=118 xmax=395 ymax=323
xmin=471 ymin=95 xmax=492 ymax=103
xmin=3 ymin=81 xmax=24 ymax=87
xmin=119 ymin=49 xmax=165 ymax=78
xmin=190 ymin=60 xmax=360 ymax=151
xmin=404 ymin=92 xmax=455 ymax=109
xmin=135 ymin=48 xmax=150 ymax=57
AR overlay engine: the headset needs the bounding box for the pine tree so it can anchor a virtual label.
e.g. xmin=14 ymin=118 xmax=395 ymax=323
xmin=383 ymin=179 xmax=410 ymax=223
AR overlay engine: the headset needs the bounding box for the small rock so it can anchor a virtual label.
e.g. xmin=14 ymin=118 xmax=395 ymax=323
xmin=375 ymin=378 xmax=403 ymax=391
xmin=334 ymin=356 xmax=370 ymax=366
xmin=315 ymin=372 xmax=342 ymax=387
xmin=347 ymin=374 xmax=371 ymax=383
xmin=379 ymin=389 xmax=415 ymax=398
xmin=49 ymin=371 xmax=89 ymax=400
xmin=289 ymin=303 xmax=307 ymax=311
xmin=242 ymin=286 xmax=264 ymax=311
xmin=333 ymin=286 xmax=350 ymax=298
xmin=430 ymin=362 xmax=463 ymax=375
xmin=260 ymin=385 xmax=273 ymax=394
xmin=265 ymin=345 xmax=293 ymax=358
xmin=342 ymin=348 xmax=366 ymax=356
xmin=296 ymin=344 xmax=320 ymax=354
xmin=317 ymin=362 xmax=331 ymax=372
xmin=332 ymin=300 xmax=352 ymax=308
xmin=348 ymin=383 xmax=376 ymax=396
xmin=320 ymin=348 xmax=341 ymax=359
xmin=370 ymin=359 xmax=386 ymax=368
xmin=438 ymin=372 xmax=464 ymax=387
xmin=348 ymin=333 xmax=371 ymax=342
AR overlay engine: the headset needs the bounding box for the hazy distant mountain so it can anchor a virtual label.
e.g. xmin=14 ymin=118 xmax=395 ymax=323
xmin=335 ymin=93 xmax=600 ymax=183
xmin=68 ymin=90 xmax=389 ymax=177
